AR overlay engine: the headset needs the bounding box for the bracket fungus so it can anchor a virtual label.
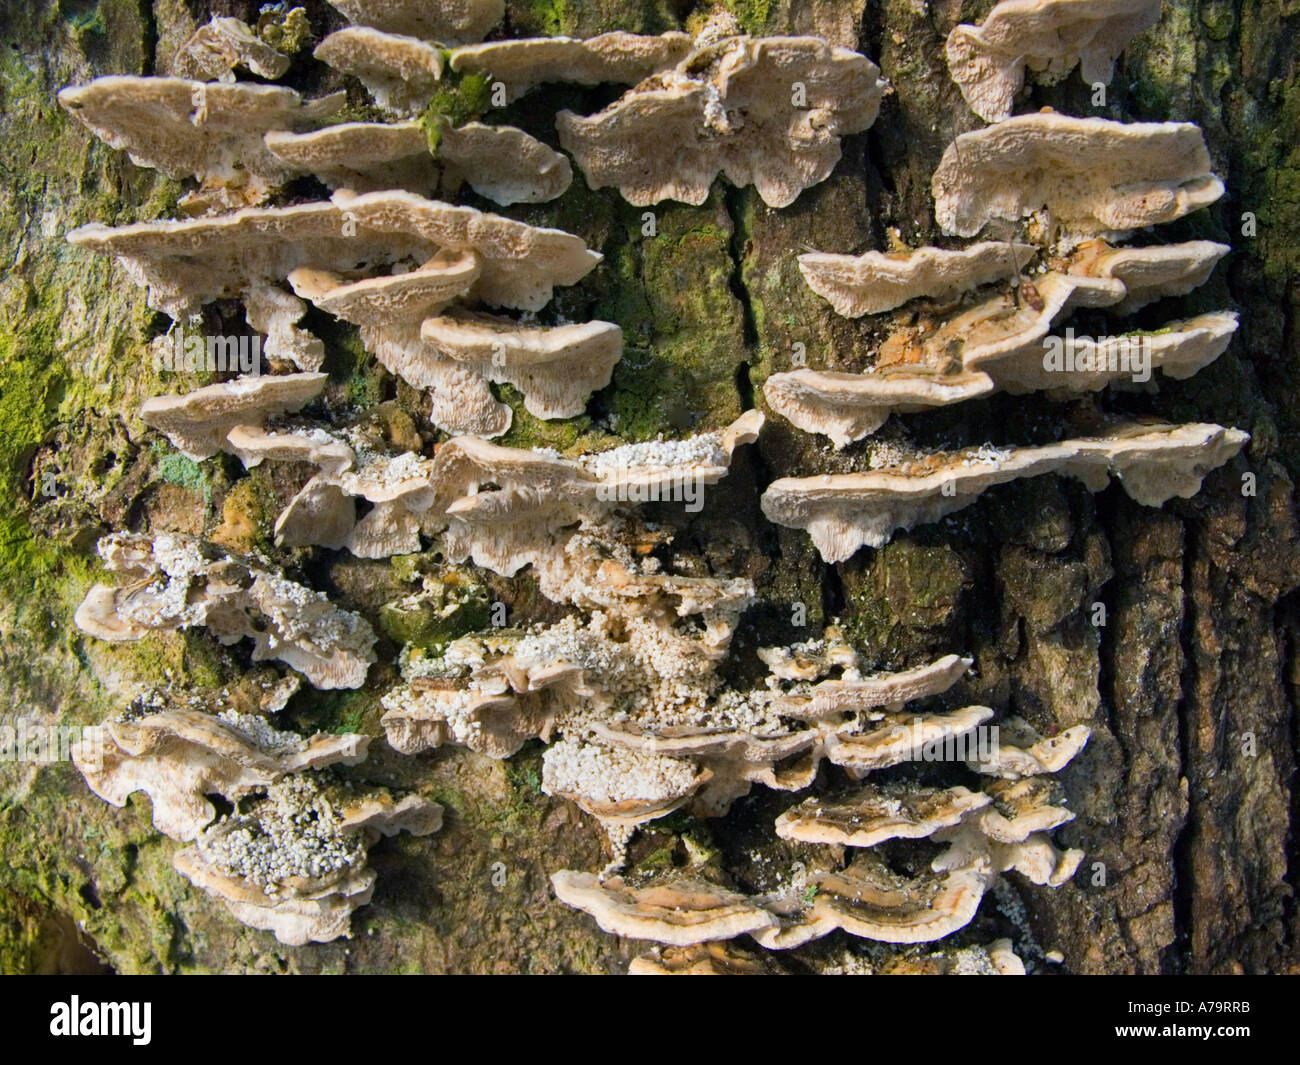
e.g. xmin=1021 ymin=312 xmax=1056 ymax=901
xmin=173 ymin=774 xmax=443 ymax=944
xmin=314 ymin=27 xmax=444 ymax=116
xmin=425 ymin=621 xmax=987 ymax=845
xmin=424 ymin=411 xmax=763 ymax=574
xmin=432 ymin=122 xmax=574 ymax=205
xmin=989 ymin=311 xmax=1239 ymax=395
xmin=286 ymin=249 xmax=481 ymax=326
xmin=932 ymin=113 xmax=1224 ymax=239
xmin=49 ymin=1 xmax=1254 ymax=972
xmin=287 ymin=260 xmax=618 ymax=436
xmin=326 ymin=0 xmax=503 ymax=45
xmin=223 ymin=424 xmax=355 ymax=479
xmin=69 ymin=188 xmax=601 ymax=318
xmin=264 ymin=121 xmax=572 ymax=204
xmin=58 ymin=77 xmax=343 ymax=212
xmin=69 ymin=190 xmax=602 ymax=377
xmin=798 ymin=242 xmax=1038 ymax=318
xmin=766 ymin=651 xmax=974 ymax=720
xmin=419 ymin=313 xmax=620 ymax=419
xmin=971 ymin=778 xmax=1077 ymax=842
xmin=628 ymin=941 xmax=782 ymax=975
xmin=775 ymin=783 xmax=993 ymax=847
xmin=968 ymin=718 xmax=1095 ymax=777
xmin=822 ymin=704 xmax=997 ymax=774
xmin=73 ymin=703 xmax=368 ymax=842
xmin=171 ymin=16 xmax=293 ymax=83
xmin=448 ymin=32 xmax=693 ymax=102
xmin=557 ymin=34 xmax=887 ymax=208
xmin=775 ymin=239 xmax=1237 ymax=445
xmin=764 ymin=370 xmax=997 ymax=449
xmin=550 ymin=872 xmax=779 ymax=946
xmin=627 ymin=936 xmax=1024 ymax=976
xmin=553 ymin=856 xmax=989 ymax=951
xmin=555 ymin=699 xmax=1087 ymax=954
xmin=1069 ymin=238 xmax=1231 ymax=313
xmin=139 ymin=372 xmax=327 ymax=460
xmin=75 ymin=533 xmax=378 ymax=689
xmin=335 ymin=451 xmax=444 ymax=559
xmin=222 ymin=424 xmax=359 ymax=550
xmin=761 ymin=423 xmax=1248 ymax=562
xmin=946 ymin=0 xmax=1162 ymax=122
xmin=758 ymin=853 xmax=996 ymax=948
xmin=264 ymin=121 xmax=441 ymax=195
xmin=542 ymin=737 xmax=712 ymax=837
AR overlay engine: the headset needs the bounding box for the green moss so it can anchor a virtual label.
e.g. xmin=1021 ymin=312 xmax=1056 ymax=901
xmin=495 ymin=744 xmax=548 ymax=835
xmin=421 ymin=72 xmax=494 ymax=150
xmin=67 ymin=8 xmax=106 ymax=36
xmin=497 ymin=387 xmax=617 ymax=451
xmin=152 ymin=443 xmax=211 ymax=506
xmin=298 ymin=688 xmax=374 ymax=736
xmin=591 ymin=197 xmax=747 ymax=439
xmin=520 ymin=0 xmax=574 ymax=36
xmin=635 ymin=841 xmax=677 ymax=872
xmin=841 ymin=539 xmax=970 ymax=655
xmin=255 ymin=4 xmax=311 ymax=55
xmin=0 ymin=307 xmax=90 ymax=607
xmin=379 ymin=578 xmax=491 ymax=650
xmin=504 ymin=758 xmax=542 ymax=797
xmin=1198 ymin=0 xmax=1235 ymax=41
xmin=721 ymin=0 xmax=776 ymax=35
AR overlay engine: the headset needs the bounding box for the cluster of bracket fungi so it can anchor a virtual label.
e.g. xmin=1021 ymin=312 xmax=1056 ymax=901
xmin=59 ymin=0 xmax=1246 ymax=972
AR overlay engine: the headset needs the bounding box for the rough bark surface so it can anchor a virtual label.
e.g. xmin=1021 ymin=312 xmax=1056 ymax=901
xmin=0 ymin=0 xmax=1297 ymax=974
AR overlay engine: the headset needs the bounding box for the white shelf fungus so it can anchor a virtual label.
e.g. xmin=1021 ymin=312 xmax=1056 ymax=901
xmin=761 ymin=422 xmax=1248 ymax=562
xmin=557 ymin=34 xmax=886 ymax=208
xmin=946 ymin=0 xmax=1162 ymax=123
xmin=932 ymin=113 xmax=1224 ymax=239
xmin=75 ymin=533 xmax=378 ymax=689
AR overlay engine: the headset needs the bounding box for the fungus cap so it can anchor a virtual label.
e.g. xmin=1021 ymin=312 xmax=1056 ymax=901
xmin=314 ymin=28 xmax=444 ymax=115
xmin=932 ymin=113 xmax=1224 ymax=238
xmin=946 ymin=0 xmax=1162 ymax=122
xmin=448 ymin=32 xmax=693 ymax=102
xmin=557 ymin=35 xmax=887 ymax=208
xmin=798 ymin=241 xmax=1038 ymax=318
xmin=171 ymin=16 xmax=292 ymax=82
xmin=326 ymin=0 xmax=503 ymax=44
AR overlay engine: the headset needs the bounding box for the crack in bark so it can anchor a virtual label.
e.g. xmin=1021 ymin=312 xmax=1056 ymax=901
xmin=1163 ymin=512 xmax=1195 ymax=974
xmin=140 ymin=0 xmax=157 ymax=76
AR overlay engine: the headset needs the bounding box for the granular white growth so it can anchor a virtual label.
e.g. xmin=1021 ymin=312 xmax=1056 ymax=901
xmin=822 ymin=950 xmax=876 ymax=976
xmin=945 ymin=945 xmax=1002 ymax=975
xmin=542 ymin=737 xmax=699 ymax=804
xmin=399 ymin=644 xmax=473 ymax=680
xmin=198 ymin=775 xmax=363 ymax=892
xmin=88 ymin=532 xmax=377 ymax=688
xmin=960 ymin=442 xmax=1012 ymax=466
xmin=251 ymin=573 xmax=368 ymax=649
xmin=149 ymin=533 xmax=214 ymax=581
xmin=216 ymin=709 xmax=307 ymax=757
xmin=350 ymin=450 xmax=435 ymax=490
xmin=512 ymin=615 xmax=631 ymax=682
xmin=867 ymin=441 xmax=910 ymax=470
xmin=692 ymin=687 xmax=786 ymax=735
xmin=576 ymin=433 xmax=726 ymax=476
